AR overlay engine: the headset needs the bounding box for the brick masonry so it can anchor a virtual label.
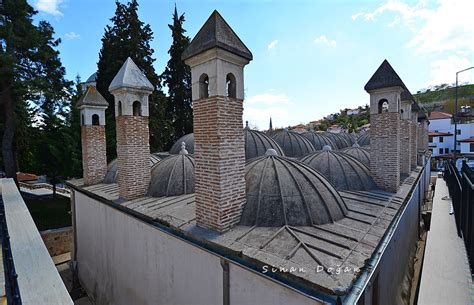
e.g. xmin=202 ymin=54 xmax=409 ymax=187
xmin=41 ymin=227 xmax=72 ymax=257
xmin=410 ymin=121 xmax=418 ymax=168
xmin=116 ymin=116 xmax=151 ymax=200
xmin=194 ymin=96 xmax=246 ymax=233
xmin=400 ymin=120 xmax=411 ymax=175
xmin=370 ymin=112 xmax=400 ymax=192
xmin=81 ymin=125 xmax=107 ymax=185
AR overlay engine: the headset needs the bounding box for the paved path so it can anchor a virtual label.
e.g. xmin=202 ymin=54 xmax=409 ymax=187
xmin=418 ymin=177 xmax=473 ymax=305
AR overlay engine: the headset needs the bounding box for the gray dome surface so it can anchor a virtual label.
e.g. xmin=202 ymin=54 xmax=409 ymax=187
xmin=302 ymin=132 xmax=336 ymax=150
xmin=322 ymin=132 xmax=350 ymax=150
xmin=104 ymin=155 xmax=160 ymax=184
xmin=148 ymin=150 xmax=195 ymax=197
xmin=245 ymin=129 xmax=284 ymax=160
xmin=341 ymin=146 xmax=370 ymax=167
xmin=241 ymin=153 xmax=347 ymax=227
xmin=270 ymin=130 xmax=315 ymax=158
xmin=358 ymin=132 xmax=370 ymax=146
xmin=170 ymin=133 xmax=195 ymax=154
xmin=339 ymin=132 xmax=356 ymax=146
xmin=300 ymin=151 xmax=376 ymax=191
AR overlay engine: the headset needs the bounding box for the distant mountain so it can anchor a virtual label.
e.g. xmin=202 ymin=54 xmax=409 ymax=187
xmin=414 ymin=84 xmax=474 ymax=113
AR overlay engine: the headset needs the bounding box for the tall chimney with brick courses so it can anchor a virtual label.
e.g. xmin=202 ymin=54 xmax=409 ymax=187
xmin=410 ymin=104 xmax=419 ymax=169
xmin=364 ymin=60 xmax=403 ymax=192
xmin=182 ymin=10 xmax=253 ymax=233
xmin=77 ymin=86 xmax=109 ymax=185
xmin=400 ymin=94 xmax=412 ymax=176
xmin=109 ymin=57 xmax=154 ymax=200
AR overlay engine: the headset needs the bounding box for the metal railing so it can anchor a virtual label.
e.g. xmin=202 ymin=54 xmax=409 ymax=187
xmin=444 ymin=160 xmax=474 ymax=269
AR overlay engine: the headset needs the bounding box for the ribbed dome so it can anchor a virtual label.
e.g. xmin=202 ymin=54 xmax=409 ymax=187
xmin=148 ymin=146 xmax=195 ymax=197
xmin=322 ymin=132 xmax=350 ymax=150
xmin=358 ymin=132 xmax=370 ymax=146
xmin=240 ymin=151 xmax=347 ymax=227
xmin=170 ymin=133 xmax=195 ymax=154
xmin=339 ymin=132 xmax=356 ymax=146
xmin=300 ymin=149 xmax=376 ymax=191
xmin=341 ymin=145 xmax=370 ymax=167
xmin=245 ymin=128 xmax=284 ymax=160
xmin=104 ymin=155 xmax=161 ymax=184
xmin=302 ymin=132 xmax=336 ymax=150
xmin=169 ymin=130 xmax=284 ymax=160
xmin=270 ymin=130 xmax=315 ymax=158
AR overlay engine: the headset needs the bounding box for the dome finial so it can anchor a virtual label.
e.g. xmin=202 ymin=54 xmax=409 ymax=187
xmin=179 ymin=142 xmax=189 ymax=155
xmin=265 ymin=148 xmax=278 ymax=156
xmin=322 ymin=145 xmax=332 ymax=151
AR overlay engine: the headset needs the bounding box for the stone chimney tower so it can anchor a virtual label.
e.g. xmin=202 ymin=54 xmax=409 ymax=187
xmin=364 ymin=60 xmax=404 ymax=192
xmin=410 ymin=103 xmax=420 ymax=168
xmin=77 ymin=86 xmax=109 ymax=185
xmin=182 ymin=10 xmax=252 ymax=233
xmin=400 ymin=92 xmax=413 ymax=176
xmin=109 ymin=57 xmax=154 ymax=200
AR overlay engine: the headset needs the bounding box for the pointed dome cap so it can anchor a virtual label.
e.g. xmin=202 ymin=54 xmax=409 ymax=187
xmin=109 ymin=57 xmax=154 ymax=92
xmin=322 ymin=132 xmax=350 ymax=150
xmin=341 ymin=146 xmax=370 ymax=167
xmin=76 ymin=86 xmax=108 ymax=108
xmin=364 ymin=59 xmax=406 ymax=92
xmin=300 ymin=150 xmax=377 ymax=191
xmin=182 ymin=10 xmax=253 ymax=61
xmin=148 ymin=151 xmax=195 ymax=197
xmin=241 ymin=154 xmax=347 ymax=227
xmin=270 ymin=130 xmax=315 ymax=158
xmin=103 ymin=155 xmax=160 ymax=184
xmin=302 ymin=131 xmax=336 ymax=150
xmin=170 ymin=133 xmax=195 ymax=154
xmin=245 ymin=129 xmax=284 ymax=160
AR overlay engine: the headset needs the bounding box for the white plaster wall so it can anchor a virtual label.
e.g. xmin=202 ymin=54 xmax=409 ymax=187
xmin=460 ymin=142 xmax=474 ymax=154
xmin=428 ymin=118 xmax=452 ymax=133
xmin=80 ymin=108 xmax=106 ymax=126
xmin=74 ymin=192 xmax=320 ymax=305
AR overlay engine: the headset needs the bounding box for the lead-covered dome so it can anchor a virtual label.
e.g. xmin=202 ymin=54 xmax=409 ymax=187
xmin=358 ymin=132 xmax=370 ymax=146
xmin=240 ymin=150 xmax=347 ymax=227
xmin=302 ymin=132 xmax=336 ymax=150
xmin=270 ymin=130 xmax=315 ymax=158
xmin=148 ymin=144 xmax=195 ymax=197
xmin=323 ymin=132 xmax=350 ymax=150
xmin=300 ymin=148 xmax=376 ymax=191
xmin=104 ymin=154 xmax=161 ymax=184
xmin=170 ymin=133 xmax=195 ymax=154
xmin=339 ymin=132 xmax=356 ymax=146
xmin=245 ymin=128 xmax=284 ymax=160
xmin=341 ymin=144 xmax=370 ymax=167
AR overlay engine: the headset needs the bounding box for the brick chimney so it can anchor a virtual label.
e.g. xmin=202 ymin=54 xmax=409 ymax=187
xmin=364 ymin=60 xmax=403 ymax=192
xmin=109 ymin=57 xmax=154 ymax=200
xmin=400 ymin=94 xmax=412 ymax=176
xmin=77 ymin=86 xmax=109 ymax=185
xmin=410 ymin=104 xmax=419 ymax=169
xmin=182 ymin=10 xmax=252 ymax=233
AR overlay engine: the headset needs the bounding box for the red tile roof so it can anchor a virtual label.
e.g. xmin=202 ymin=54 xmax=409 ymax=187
xmin=459 ymin=136 xmax=474 ymax=143
xmin=16 ymin=172 xmax=38 ymax=182
xmin=428 ymin=111 xmax=452 ymax=120
xmin=428 ymin=132 xmax=453 ymax=137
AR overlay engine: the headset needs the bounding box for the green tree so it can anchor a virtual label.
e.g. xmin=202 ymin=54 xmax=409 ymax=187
xmin=161 ymin=6 xmax=192 ymax=142
xmin=0 ymin=0 xmax=71 ymax=183
xmin=96 ymin=0 xmax=170 ymax=158
xmin=66 ymin=76 xmax=84 ymax=177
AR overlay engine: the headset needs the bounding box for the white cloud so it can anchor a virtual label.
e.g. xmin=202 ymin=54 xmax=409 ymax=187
xmin=64 ymin=32 xmax=80 ymax=40
xmin=244 ymin=106 xmax=289 ymax=131
xmin=34 ymin=0 xmax=63 ymax=16
xmin=427 ymin=56 xmax=473 ymax=86
xmin=246 ymin=93 xmax=289 ymax=106
xmin=314 ymin=35 xmax=336 ymax=47
xmin=267 ymin=40 xmax=278 ymax=50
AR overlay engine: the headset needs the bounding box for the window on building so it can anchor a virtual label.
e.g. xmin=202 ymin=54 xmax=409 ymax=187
xmin=92 ymin=114 xmax=100 ymax=125
xmin=445 ymin=148 xmax=449 ymax=154
xmin=471 ymin=143 xmax=474 ymax=152
xmin=457 ymin=129 xmax=461 ymax=135
xmin=439 ymin=137 xmax=444 ymax=143
xmin=199 ymin=73 xmax=209 ymax=99
xmin=117 ymin=101 xmax=122 ymax=116
xmin=439 ymin=148 xmax=443 ymax=155
xmin=429 ymin=137 xmax=433 ymax=143
xmin=378 ymin=99 xmax=389 ymax=113
xmin=132 ymin=101 xmax=141 ymax=116
xmin=226 ymin=73 xmax=236 ymax=98
xmin=81 ymin=114 xmax=85 ymax=126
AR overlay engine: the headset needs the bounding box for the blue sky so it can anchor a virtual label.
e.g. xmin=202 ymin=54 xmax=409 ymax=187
xmin=30 ymin=0 xmax=474 ymax=130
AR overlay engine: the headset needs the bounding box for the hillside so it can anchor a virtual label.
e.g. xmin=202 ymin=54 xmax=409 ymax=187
xmin=414 ymin=84 xmax=474 ymax=113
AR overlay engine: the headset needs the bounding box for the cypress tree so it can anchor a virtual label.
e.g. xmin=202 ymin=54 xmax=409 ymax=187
xmin=161 ymin=6 xmax=192 ymax=142
xmin=96 ymin=0 xmax=170 ymax=158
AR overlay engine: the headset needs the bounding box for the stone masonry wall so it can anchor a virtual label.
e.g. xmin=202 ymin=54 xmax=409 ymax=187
xmin=399 ymin=120 xmax=411 ymax=176
xmin=194 ymin=96 xmax=246 ymax=233
xmin=370 ymin=112 xmax=400 ymax=192
xmin=417 ymin=124 xmax=424 ymax=153
xmin=81 ymin=125 xmax=107 ymax=185
xmin=116 ymin=116 xmax=151 ymax=200
xmin=41 ymin=227 xmax=72 ymax=257
xmin=410 ymin=121 xmax=418 ymax=168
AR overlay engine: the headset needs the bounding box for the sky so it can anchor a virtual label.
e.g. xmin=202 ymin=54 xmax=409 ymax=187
xmin=29 ymin=0 xmax=474 ymax=130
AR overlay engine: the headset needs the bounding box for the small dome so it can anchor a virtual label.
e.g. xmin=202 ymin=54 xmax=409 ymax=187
xmin=302 ymin=132 xmax=336 ymax=150
xmin=300 ymin=151 xmax=376 ymax=191
xmin=169 ymin=130 xmax=285 ymax=160
xmin=270 ymin=130 xmax=315 ymax=158
xmin=170 ymin=133 xmax=195 ymax=154
xmin=358 ymin=132 xmax=370 ymax=146
xmin=245 ymin=129 xmax=284 ymax=160
xmin=148 ymin=151 xmax=195 ymax=197
xmin=341 ymin=146 xmax=370 ymax=167
xmin=323 ymin=132 xmax=350 ymax=150
xmin=104 ymin=155 xmax=160 ymax=184
xmin=86 ymin=72 xmax=97 ymax=83
xmin=241 ymin=155 xmax=347 ymax=227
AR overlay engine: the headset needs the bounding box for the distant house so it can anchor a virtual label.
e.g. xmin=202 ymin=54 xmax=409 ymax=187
xmin=16 ymin=172 xmax=38 ymax=184
xmin=347 ymin=108 xmax=360 ymax=116
xmin=428 ymin=111 xmax=473 ymax=155
xmin=428 ymin=132 xmax=453 ymax=157
xmin=360 ymin=123 xmax=371 ymax=132
xmin=459 ymin=137 xmax=474 ymax=155
xmin=327 ymin=124 xmax=343 ymax=133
